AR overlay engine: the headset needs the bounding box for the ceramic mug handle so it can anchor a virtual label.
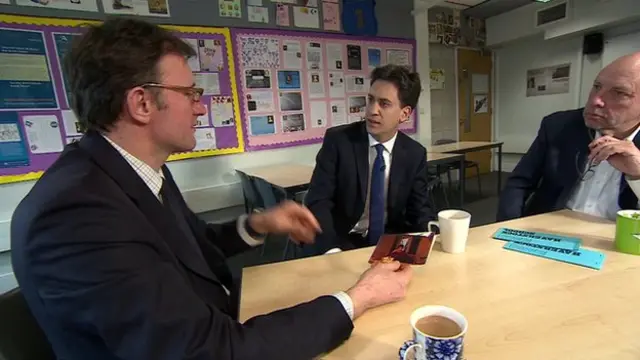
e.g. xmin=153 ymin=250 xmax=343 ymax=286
xmin=427 ymin=221 xmax=439 ymax=235
xmin=399 ymin=340 xmax=422 ymax=360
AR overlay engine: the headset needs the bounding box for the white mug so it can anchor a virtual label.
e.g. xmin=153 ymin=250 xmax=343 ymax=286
xmin=427 ymin=210 xmax=471 ymax=253
xmin=399 ymin=305 xmax=468 ymax=360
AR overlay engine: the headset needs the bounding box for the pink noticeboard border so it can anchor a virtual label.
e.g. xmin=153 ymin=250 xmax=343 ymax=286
xmin=231 ymin=28 xmax=417 ymax=152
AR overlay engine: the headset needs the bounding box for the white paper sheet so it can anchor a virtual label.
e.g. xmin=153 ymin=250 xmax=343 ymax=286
xmin=328 ymin=72 xmax=344 ymax=98
xmin=326 ymin=43 xmax=344 ymax=70
xmin=193 ymin=128 xmax=217 ymax=151
xmin=248 ymin=6 xmax=269 ymax=23
xmin=310 ymin=101 xmax=327 ymax=128
xmin=386 ymin=49 xmax=411 ymax=66
xmin=308 ymin=71 xmax=325 ymax=99
xmin=283 ymin=40 xmax=302 ymax=69
xmin=194 ymin=73 xmax=220 ymax=95
xmin=210 ymin=97 xmax=235 ymax=127
xmin=306 ymin=42 xmax=323 ymax=70
xmin=17 ymin=0 xmax=98 ymax=11
xmin=246 ymin=91 xmax=275 ymax=112
xmin=196 ymin=104 xmax=210 ymax=127
xmin=61 ymin=110 xmax=81 ymax=136
xmin=293 ymin=6 xmax=319 ymax=28
xmin=346 ymin=75 xmax=366 ymax=93
xmin=184 ymin=39 xmax=201 ymax=72
xmin=100 ymin=0 xmax=170 ymax=17
xmin=330 ymin=100 xmax=347 ymax=127
xmin=22 ymin=115 xmax=64 ymax=154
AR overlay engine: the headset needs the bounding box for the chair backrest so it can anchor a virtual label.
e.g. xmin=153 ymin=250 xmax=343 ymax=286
xmin=253 ymin=177 xmax=287 ymax=209
xmin=434 ymin=138 xmax=456 ymax=145
xmin=0 ymin=288 xmax=56 ymax=360
xmin=236 ymin=171 xmax=262 ymax=212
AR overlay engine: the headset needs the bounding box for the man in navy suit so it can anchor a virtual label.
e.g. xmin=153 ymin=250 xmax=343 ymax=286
xmin=497 ymin=52 xmax=640 ymax=221
xmin=10 ymin=18 xmax=413 ymax=360
xmin=304 ymin=65 xmax=433 ymax=256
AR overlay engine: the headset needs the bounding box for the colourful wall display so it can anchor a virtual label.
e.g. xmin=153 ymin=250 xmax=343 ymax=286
xmin=232 ymin=28 xmax=417 ymax=151
xmin=0 ymin=15 xmax=244 ymax=185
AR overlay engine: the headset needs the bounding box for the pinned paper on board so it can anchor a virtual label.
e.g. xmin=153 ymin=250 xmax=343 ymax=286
xmin=218 ymin=0 xmax=241 ymax=18
xmin=276 ymin=3 xmax=291 ymax=26
xmin=526 ymin=63 xmax=571 ymax=97
xmin=293 ymin=6 xmax=320 ymax=29
xmin=430 ymin=68 xmax=445 ymax=90
xmin=101 ymin=0 xmax=170 ymax=17
xmin=248 ymin=6 xmax=269 ymax=23
xmin=322 ymin=1 xmax=340 ymax=31
xmin=17 ymin=0 xmax=98 ymax=11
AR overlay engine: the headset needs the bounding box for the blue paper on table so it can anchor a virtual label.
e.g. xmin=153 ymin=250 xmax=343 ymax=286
xmin=493 ymin=228 xmax=581 ymax=250
xmin=503 ymin=241 xmax=605 ymax=270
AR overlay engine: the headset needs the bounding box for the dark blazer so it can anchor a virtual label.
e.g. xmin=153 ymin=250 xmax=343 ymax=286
xmin=304 ymin=122 xmax=433 ymax=255
xmin=497 ymin=108 xmax=640 ymax=221
xmin=10 ymin=131 xmax=352 ymax=360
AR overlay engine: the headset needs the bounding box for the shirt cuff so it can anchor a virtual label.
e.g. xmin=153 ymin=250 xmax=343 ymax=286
xmin=332 ymin=291 xmax=354 ymax=321
xmin=236 ymin=214 xmax=265 ymax=247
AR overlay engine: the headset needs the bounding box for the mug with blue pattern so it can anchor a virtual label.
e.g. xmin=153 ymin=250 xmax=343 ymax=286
xmin=399 ymin=305 xmax=467 ymax=360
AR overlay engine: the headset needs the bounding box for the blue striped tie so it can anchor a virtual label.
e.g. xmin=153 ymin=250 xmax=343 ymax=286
xmin=368 ymin=144 xmax=385 ymax=245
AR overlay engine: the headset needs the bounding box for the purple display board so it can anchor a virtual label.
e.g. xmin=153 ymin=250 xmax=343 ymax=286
xmin=0 ymin=16 xmax=244 ymax=185
xmin=232 ymin=28 xmax=417 ymax=152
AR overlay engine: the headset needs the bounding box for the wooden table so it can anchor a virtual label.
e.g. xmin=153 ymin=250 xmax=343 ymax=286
xmin=240 ymin=210 xmax=640 ymax=359
xmin=426 ymin=152 xmax=465 ymax=205
xmin=428 ymin=141 xmax=505 ymax=196
xmin=237 ymin=163 xmax=315 ymax=190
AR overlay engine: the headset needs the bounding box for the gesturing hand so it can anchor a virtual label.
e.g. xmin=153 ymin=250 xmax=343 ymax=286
xmin=589 ymin=135 xmax=640 ymax=178
xmin=248 ymin=201 xmax=321 ymax=244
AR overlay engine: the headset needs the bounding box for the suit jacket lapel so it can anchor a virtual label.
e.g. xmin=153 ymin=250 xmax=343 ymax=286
xmin=78 ymin=131 xmax=220 ymax=285
xmin=619 ymin=130 xmax=640 ymax=208
xmin=388 ymin=134 xmax=405 ymax=211
xmin=352 ymin=123 xmax=370 ymax=201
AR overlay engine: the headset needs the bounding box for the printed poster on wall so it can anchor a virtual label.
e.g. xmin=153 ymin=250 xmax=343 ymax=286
xmin=101 ymin=0 xmax=171 ymax=17
xmin=233 ymin=28 xmax=416 ymax=151
xmin=16 ymin=0 xmax=99 ymax=11
xmin=526 ymin=63 xmax=571 ymax=97
xmin=0 ymin=15 xmax=244 ymax=185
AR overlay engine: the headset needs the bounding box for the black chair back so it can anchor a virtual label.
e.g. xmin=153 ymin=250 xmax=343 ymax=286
xmin=0 ymin=288 xmax=55 ymax=360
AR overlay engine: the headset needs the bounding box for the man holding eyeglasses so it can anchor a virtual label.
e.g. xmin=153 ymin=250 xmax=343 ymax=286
xmin=497 ymin=52 xmax=640 ymax=221
xmin=10 ymin=18 xmax=413 ymax=360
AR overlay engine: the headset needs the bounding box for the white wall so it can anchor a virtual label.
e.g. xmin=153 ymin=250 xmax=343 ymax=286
xmin=494 ymin=34 xmax=583 ymax=155
xmin=429 ymin=44 xmax=457 ymax=143
xmin=487 ymin=0 xmax=640 ymax=47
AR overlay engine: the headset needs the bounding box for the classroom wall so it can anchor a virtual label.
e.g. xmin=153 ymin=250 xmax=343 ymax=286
xmin=429 ymin=44 xmax=457 ymax=144
xmin=0 ymin=0 xmax=423 ymax=251
xmin=486 ymin=0 xmax=640 ymax=47
xmin=490 ymin=2 xmax=640 ymax=172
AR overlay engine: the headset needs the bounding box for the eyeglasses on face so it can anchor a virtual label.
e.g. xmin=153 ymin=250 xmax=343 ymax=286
xmin=140 ymin=83 xmax=204 ymax=102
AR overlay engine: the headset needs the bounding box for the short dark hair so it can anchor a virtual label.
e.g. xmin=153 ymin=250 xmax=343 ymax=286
xmin=64 ymin=17 xmax=195 ymax=133
xmin=370 ymin=65 xmax=422 ymax=110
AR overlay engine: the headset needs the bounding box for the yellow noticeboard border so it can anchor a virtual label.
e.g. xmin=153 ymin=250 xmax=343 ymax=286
xmin=0 ymin=15 xmax=245 ymax=185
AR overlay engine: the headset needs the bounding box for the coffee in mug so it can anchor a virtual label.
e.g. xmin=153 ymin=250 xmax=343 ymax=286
xmin=415 ymin=315 xmax=462 ymax=338
xmin=400 ymin=305 xmax=467 ymax=360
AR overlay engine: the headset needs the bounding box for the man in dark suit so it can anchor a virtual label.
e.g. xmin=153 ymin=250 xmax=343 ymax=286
xmin=497 ymin=52 xmax=640 ymax=221
xmin=304 ymin=65 xmax=432 ymax=256
xmin=10 ymin=18 xmax=413 ymax=360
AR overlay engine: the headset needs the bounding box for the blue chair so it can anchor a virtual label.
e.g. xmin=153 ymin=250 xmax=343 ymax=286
xmin=236 ymin=170 xmax=262 ymax=213
xmin=252 ymin=177 xmax=299 ymax=260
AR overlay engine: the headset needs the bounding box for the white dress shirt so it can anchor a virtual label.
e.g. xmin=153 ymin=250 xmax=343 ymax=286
xmin=350 ymin=132 xmax=398 ymax=236
xmin=566 ymin=126 xmax=640 ymax=220
xmin=103 ymin=135 xmax=354 ymax=320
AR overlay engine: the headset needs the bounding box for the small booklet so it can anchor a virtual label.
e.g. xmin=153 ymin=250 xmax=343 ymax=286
xmin=369 ymin=233 xmax=436 ymax=265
